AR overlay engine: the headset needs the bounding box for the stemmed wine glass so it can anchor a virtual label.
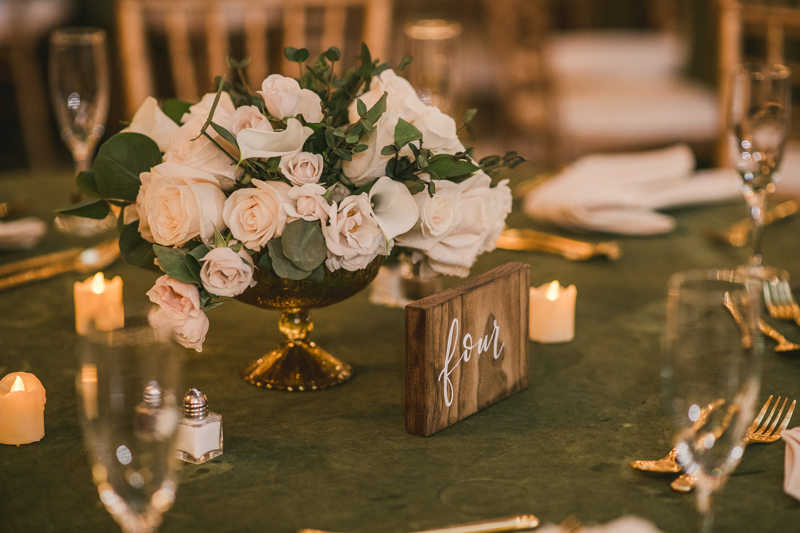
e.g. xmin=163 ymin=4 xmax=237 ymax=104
xmin=49 ymin=27 xmax=113 ymax=234
xmin=77 ymin=304 xmax=183 ymax=533
xmin=728 ymin=63 xmax=792 ymax=270
xmin=663 ymin=269 xmax=762 ymax=533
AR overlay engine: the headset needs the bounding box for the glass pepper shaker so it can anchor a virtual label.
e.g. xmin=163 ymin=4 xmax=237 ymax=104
xmin=174 ymin=388 xmax=223 ymax=465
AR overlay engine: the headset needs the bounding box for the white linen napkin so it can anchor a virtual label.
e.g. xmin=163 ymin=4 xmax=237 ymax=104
xmin=782 ymin=426 xmax=800 ymax=501
xmin=538 ymin=517 xmax=664 ymax=533
xmin=0 ymin=217 xmax=47 ymax=250
xmin=523 ymin=144 xmax=742 ymax=235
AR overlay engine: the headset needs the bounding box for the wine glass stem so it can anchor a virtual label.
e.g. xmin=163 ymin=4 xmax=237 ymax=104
xmin=697 ymin=486 xmax=715 ymax=533
xmin=744 ymin=187 xmax=768 ymax=268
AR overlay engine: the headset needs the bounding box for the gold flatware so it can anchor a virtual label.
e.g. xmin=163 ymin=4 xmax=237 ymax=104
xmin=299 ymin=515 xmax=540 ymax=533
xmin=0 ymin=239 xmax=119 ymax=291
xmin=0 ymin=247 xmax=84 ymax=278
xmin=759 ymin=320 xmax=800 ymax=352
xmin=703 ymin=199 xmax=799 ymax=247
xmin=670 ymin=395 xmax=796 ymax=493
xmin=763 ymin=277 xmax=800 ymax=327
xmin=496 ymin=228 xmax=621 ymax=261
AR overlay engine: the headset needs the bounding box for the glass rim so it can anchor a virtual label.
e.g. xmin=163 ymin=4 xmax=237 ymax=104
xmin=404 ymin=19 xmax=463 ymax=41
xmin=738 ymin=62 xmax=791 ymax=81
xmin=50 ymin=27 xmax=106 ymax=46
xmin=667 ymin=268 xmax=749 ymax=293
xmin=84 ymin=302 xmax=174 ymax=347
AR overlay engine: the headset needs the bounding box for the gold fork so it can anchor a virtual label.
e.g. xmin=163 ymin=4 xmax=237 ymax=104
xmin=763 ymin=278 xmax=800 ymax=328
xmin=670 ymin=395 xmax=796 ymax=492
xmin=703 ymin=199 xmax=799 ymax=247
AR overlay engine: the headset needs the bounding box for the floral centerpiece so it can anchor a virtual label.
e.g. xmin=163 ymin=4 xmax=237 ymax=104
xmin=60 ymin=45 xmax=522 ymax=388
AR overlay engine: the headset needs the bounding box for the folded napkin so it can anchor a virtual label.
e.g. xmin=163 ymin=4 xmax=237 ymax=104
xmin=0 ymin=217 xmax=47 ymax=250
xmin=538 ymin=517 xmax=664 ymax=533
xmin=523 ymin=144 xmax=742 ymax=235
xmin=783 ymin=426 xmax=800 ymax=501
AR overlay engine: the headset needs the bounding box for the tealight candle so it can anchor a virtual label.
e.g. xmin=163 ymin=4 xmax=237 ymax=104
xmin=74 ymin=272 xmax=124 ymax=335
xmin=529 ymin=281 xmax=576 ymax=343
xmin=0 ymin=372 xmax=46 ymax=445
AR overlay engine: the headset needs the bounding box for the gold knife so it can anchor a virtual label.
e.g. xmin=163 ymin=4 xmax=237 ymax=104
xmin=299 ymin=514 xmax=540 ymax=533
xmin=0 ymin=240 xmax=120 ymax=291
xmin=497 ymin=228 xmax=621 ymax=261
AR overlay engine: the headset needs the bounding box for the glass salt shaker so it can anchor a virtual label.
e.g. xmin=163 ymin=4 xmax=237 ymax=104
xmin=174 ymin=388 xmax=223 ymax=465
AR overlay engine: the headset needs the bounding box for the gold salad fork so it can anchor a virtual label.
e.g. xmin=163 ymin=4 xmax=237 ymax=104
xmin=764 ymin=277 xmax=800 ymax=327
xmin=670 ymin=395 xmax=796 ymax=492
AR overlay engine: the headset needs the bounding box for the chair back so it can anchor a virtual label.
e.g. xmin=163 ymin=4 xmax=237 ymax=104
xmin=116 ymin=0 xmax=392 ymax=117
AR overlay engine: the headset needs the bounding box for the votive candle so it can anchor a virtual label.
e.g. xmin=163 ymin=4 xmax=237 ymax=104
xmin=529 ymin=281 xmax=576 ymax=343
xmin=0 ymin=372 xmax=46 ymax=445
xmin=74 ymin=272 xmax=123 ymax=334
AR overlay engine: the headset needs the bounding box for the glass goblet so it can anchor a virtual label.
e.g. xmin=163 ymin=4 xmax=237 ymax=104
xmin=403 ymin=19 xmax=463 ymax=113
xmin=77 ymin=304 xmax=183 ymax=533
xmin=663 ymin=269 xmax=762 ymax=533
xmin=728 ymin=63 xmax=792 ymax=269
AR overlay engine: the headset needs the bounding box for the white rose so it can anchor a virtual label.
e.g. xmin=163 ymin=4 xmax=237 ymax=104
xmin=163 ymin=116 xmax=242 ymax=191
xmin=180 ymin=92 xmax=236 ymax=124
xmin=348 ymin=70 xmax=427 ymax=124
xmin=225 ymin=105 xmax=273 ymax=136
xmin=199 ymin=247 xmax=255 ymax=297
xmin=279 ymin=151 xmax=323 ymax=186
xmin=223 ymin=179 xmax=291 ymax=251
xmin=121 ymin=96 xmax=179 ymax=151
xmin=341 ymin=111 xmax=400 ymax=187
xmin=237 ymin=118 xmax=313 ymax=163
xmin=323 ymin=193 xmax=388 ymax=272
xmin=146 ymin=275 xmax=209 ymax=352
xmin=258 ymin=74 xmax=323 ymax=123
xmin=397 ymin=180 xmax=463 ymax=243
xmin=284 ymin=184 xmax=329 ymax=223
xmin=137 ymin=162 xmax=227 ymax=246
xmin=412 ymin=106 xmax=464 ymax=154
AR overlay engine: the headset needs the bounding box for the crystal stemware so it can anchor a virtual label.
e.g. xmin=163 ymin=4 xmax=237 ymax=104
xmin=49 ymin=27 xmax=114 ymax=235
xmin=728 ymin=63 xmax=792 ymax=269
xmin=77 ymin=304 xmax=183 ymax=533
xmin=403 ymin=19 xmax=463 ymax=113
xmin=663 ymin=269 xmax=762 ymax=533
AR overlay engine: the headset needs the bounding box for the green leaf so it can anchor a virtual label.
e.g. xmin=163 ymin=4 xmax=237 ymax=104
xmin=281 ymin=220 xmax=327 ymax=271
xmin=426 ymin=155 xmax=479 ymax=179
xmin=204 ymin=301 xmax=225 ymax=311
xmin=404 ymin=179 xmax=426 ymax=195
xmin=213 ymin=226 xmax=227 ymax=249
xmin=94 ymin=132 xmax=161 ymax=201
xmin=55 ymin=198 xmax=110 ymax=219
xmin=258 ymin=252 xmax=273 ymax=269
xmin=381 ymin=145 xmax=398 ymax=156
xmin=153 ymin=245 xmax=197 ymax=285
xmin=294 ymin=48 xmax=309 ymax=63
xmin=324 ymin=46 xmax=341 ymax=62
xmin=325 ymin=128 xmax=335 ymax=148
xmin=267 ymin=238 xmax=312 ymax=280
xmin=394 ymin=118 xmax=423 ymax=148
xmin=364 ymin=92 xmax=387 ymax=125
xmin=334 ymin=149 xmax=352 ymax=161
xmin=332 ymin=127 xmax=347 ymax=137
xmin=188 ymin=244 xmax=211 ymax=261
xmin=284 ymin=47 xmax=298 ymax=61
xmin=358 ymin=43 xmax=373 ymax=80
xmin=119 ymin=221 xmax=156 ymax=267
xmin=201 ymin=76 xmax=227 ymax=136
xmin=345 ymin=132 xmax=360 ymax=144
xmin=397 ymin=55 xmax=413 ymax=71
xmin=162 ymin=99 xmax=192 ymax=125
xmin=353 ymin=143 xmax=369 ymax=153
xmin=76 ymin=171 xmax=102 ymax=198
xmin=209 ymin=121 xmax=240 ymax=151
xmin=308 ymin=264 xmax=325 ymax=283
xmin=184 ymin=254 xmax=202 ymax=283
xmin=463 ymin=108 xmax=478 ymax=124
xmin=465 ymin=123 xmax=476 ymax=143
xmin=360 ymin=118 xmax=373 ymax=132
xmin=356 ymin=98 xmax=367 ymax=117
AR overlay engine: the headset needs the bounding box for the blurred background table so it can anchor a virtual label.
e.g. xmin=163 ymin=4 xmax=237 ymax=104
xmin=1 ymin=170 xmax=799 ymax=532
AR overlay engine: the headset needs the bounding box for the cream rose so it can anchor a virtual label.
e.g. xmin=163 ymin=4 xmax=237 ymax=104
xmin=412 ymin=106 xmax=464 ymax=155
xmin=279 ymin=151 xmax=323 ymax=186
xmin=225 ymin=105 xmax=273 ymax=136
xmin=136 ymin=162 xmax=227 ymax=246
xmin=348 ymin=70 xmax=427 ymax=124
xmin=163 ymin=116 xmax=242 ymax=191
xmin=323 ymin=193 xmax=388 ymax=271
xmin=399 ymin=180 xmax=463 ymax=242
xmin=199 ymin=247 xmax=255 ymax=297
xmin=180 ymin=91 xmax=236 ymax=124
xmin=341 ymin=111 xmax=400 ymax=187
xmin=223 ymin=179 xmax=291 ymax=251
xmin=146 ymin=275 xmax=210 ymax=352
xmin=284 ymin=184 xmax=329 ymax=222
xmin=149 ymin=308 xmax=209 ymax=352
xmin=121 ymin=96 xmax=179 ymax=151
xmin=258 ymin=74 xmax=323 ymax=123
xmin=237 ymin=118 xmax=313 ymax=163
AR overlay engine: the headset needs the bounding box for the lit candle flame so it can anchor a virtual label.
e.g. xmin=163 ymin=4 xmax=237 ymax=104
xmin=546 ymin=281 xmax=560 ymax=301
xmin=90 ymin=273 xmax=105 ymax=294
xmin=10 ymin=375 xmax=25 ymax=392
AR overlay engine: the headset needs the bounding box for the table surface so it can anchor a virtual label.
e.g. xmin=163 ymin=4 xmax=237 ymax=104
xmin=1 ymin=170 xmax=799 ymax=533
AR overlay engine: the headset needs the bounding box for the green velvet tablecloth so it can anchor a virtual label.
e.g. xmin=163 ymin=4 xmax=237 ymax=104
xmin=1 ymin=170 xmax=799 ymax=533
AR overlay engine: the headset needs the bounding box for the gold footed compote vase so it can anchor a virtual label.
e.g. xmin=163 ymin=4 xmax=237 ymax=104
xmin=235 ymin=257 xmax=383 ymax=391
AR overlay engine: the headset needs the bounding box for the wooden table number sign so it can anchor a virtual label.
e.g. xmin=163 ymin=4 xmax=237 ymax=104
xmin=405 ymin=262 xmax=530 ymax=436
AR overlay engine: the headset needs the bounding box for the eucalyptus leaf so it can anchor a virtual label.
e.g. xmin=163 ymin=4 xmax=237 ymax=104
xmin=258 ymin=252 xmax=273 ymax=269
xmin=334 ymin=149 xmax=352 ymax=161
xmin=324 ymin=46 xmax=341 ymax=62
xmin=162 ymin=99 xmax=192 ymax=125
xmin=308 ymin=264 xmax=325 ymax=283
xmin=267 ymin=239 xmax=312 ymax=280
xmin=345 ymin=133 xmax=360 ymax=144
xmin=119 ymin=221 xmax=156 ymax=267
xmin=153 ymin=245 xmax=197 ymax=285
xmin=281 ymin=220 xmax=327 ymax=271
xmin=353 ymin=143 xmax=369 ymax=153
xmin=284 ymin=47 xmax=298 ymax=61
xmin=94 ymin=133 xmax=161 ymax=201
xmin=55 ymin=197 xmax=110 ymax=219
xmin=76 ymin=171 xmax=102 ymax=198
xmin=381 ymin=145 xmax=397 ymax=156
xmin=294 ymin=48 xmax=309 ymax=63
